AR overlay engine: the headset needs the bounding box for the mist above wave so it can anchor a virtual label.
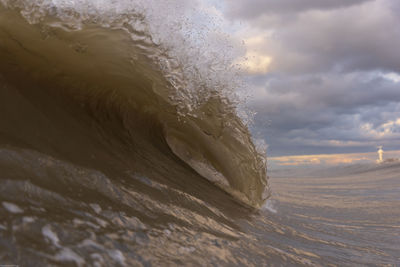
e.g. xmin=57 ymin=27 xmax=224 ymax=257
xmin=1 ymin=0 xmax=248 ymax=117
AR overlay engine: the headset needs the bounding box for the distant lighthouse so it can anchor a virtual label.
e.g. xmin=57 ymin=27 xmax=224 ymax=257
xmin=377 ymin=146 xmax=383 ymax=164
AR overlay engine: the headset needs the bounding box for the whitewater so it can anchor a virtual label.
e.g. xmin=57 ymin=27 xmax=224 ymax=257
xmin=0 ymin=1 xmax=399 ymax=266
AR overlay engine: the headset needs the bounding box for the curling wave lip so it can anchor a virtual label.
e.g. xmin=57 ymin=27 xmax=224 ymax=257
xmin=0 ymin=1 xmax=269 ymax=208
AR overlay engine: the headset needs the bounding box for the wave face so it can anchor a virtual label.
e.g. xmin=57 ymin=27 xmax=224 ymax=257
xmin=0 ymin=0 xmax=269 ymax=209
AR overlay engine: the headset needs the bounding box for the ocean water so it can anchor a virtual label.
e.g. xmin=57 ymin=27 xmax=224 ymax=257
xmin=0 ymin=1 xmax=399 ymax=266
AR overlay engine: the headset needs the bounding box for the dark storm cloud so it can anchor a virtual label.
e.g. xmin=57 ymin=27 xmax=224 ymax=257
xmin=266 ymin=5 xmax=400 ymax=74
xmin=232 ymin=0 xmax=400 ymax=75
xmin=225 ymin=0 xmax=372 ymax=19
xmin=249 ymin=73 xmax=400 ymax=156
xmin=220 ymin=0 xmax=400 ymax=156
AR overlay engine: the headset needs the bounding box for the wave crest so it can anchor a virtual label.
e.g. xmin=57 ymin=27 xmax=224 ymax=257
xmin=0 ymin=1 xmax=269 ymax=208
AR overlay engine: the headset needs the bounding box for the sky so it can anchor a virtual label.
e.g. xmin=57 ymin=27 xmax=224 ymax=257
xmin=199 ymin=0 xmax=400 ymax=160
xmin=268 ymin=150 xmax=400 ymax=168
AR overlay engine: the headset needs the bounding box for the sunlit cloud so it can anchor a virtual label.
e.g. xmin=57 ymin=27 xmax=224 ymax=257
xmin=361 ymin=118 xmax=400 ymax=138
xmin=269 ymin=150 xmax=400 ymax=167
xmin=381 ymin=72 xmax=400 ymax=83
xmin=239 ymin=52 xmax=272 ymax=74
xmin=234 ymin=35 xmax=274 ymax=74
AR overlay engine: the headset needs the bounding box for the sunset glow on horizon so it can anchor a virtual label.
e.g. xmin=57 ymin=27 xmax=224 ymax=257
xmin=269 ymin=150 xmax=400 ymax=167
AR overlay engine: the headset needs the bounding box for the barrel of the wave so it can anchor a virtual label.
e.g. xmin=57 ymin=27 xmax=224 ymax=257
xmin=164 ymin=108 xmax=270 ymax=209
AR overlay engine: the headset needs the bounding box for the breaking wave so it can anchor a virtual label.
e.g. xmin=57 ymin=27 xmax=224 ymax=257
xmin=0 ymin=0 xmax=269 ymax=208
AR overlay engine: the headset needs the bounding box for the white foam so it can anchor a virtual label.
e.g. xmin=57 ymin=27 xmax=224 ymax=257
xmin=23 ymin=216 xmax=36 ymax=223
xmin=55 ymin=247 xmax=85 ymax=267
xmin=2 ymin=201 xmax=24 ymax=214
xmin=163 ymin=229 xmax=171 ymax=236
xmin=79 ymin=239 xmax=105 ymax=250
xmin=178 ymin=246 xmax=196 ymax=254
xmin=73 ymin=218 xmax=100 ymax=229
xmin=90 ymin=203 xmax=102 ymax=214
xmin=91 ymin=253 xmax=105 ymax=267
xmin=108 ymin=250 xmax=126 ymax=266
xmin=42 ymin=224 xmax=60 ymax=247
xmin=262 ymin=199 xmax=277 ymax=214
xmin=42 ymin=224 xmax=85 ymax=266
xmin=93 ymin=217 xmax=108 ymax=228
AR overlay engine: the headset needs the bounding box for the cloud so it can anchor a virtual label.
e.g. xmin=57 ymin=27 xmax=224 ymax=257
xmin=232 ymin=0 xmax=400 ymax=75
xmin=216 ymin=0 xmax=400 ymax=156
xmin=224 ymin=0 xmax=372 ymax=19
xmin=249 ymin=72 xmax=400 ymax=156
xmin=269 ymin=150 xmax=400 ymax=167
xmin=269 ymin=152 xmax=372 ymax=166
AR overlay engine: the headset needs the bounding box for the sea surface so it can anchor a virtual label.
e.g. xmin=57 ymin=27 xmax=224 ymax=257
xmin=0 ymin=1 xmax=399 ymax=266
